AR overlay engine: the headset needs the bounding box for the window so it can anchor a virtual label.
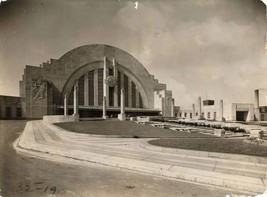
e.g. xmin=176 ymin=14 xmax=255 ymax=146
xmin=88 ymin=70 xmax=94 ymax=106
xmin=6 ymin=107 xmax=11 ymax=117
xmin=261 ymin=114 xmax=265 ymax=121
xmin=196 ymin=112 xmax=198 ymax=116
xmin=190 ymin=113 xmax=192 ymax=118
xmin=184 ymin=113 xmax=187 ymax=117
xmin=207 ymin=112 xmax=210 ymax=119
xmin=180 ymin=113 xmax=182 ymax=117
xmin=109 ymin=87 xmax=114 ymax=106
xmin=98 ymin=69 xmax=103 ymax=106
xmin=16 ymin=107 xmax=22 ymax=117
xmin=124 ymin=75 xmax=129 ymax=107
xmin=78 ymin=75 xmax=84 ymax=105
xmin=139 ymin=93 xmax=143 ymax=108
xmin=214 ymin=112 xmax=217 ymax=120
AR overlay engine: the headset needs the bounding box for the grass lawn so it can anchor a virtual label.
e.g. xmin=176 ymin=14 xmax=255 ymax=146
xmin=148 ymin=138 xmax=267 ymax=157
xmin=54 ymin=120 xmax=215 ymax=138
xmin=55 ymin=120 xmax=267 ymax=157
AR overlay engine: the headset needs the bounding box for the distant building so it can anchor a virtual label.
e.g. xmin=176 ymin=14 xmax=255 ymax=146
xmin=255 ymin=88 xmax=267 ymax=121
xmin=179 ymin=97 xmax=255 ymax=122
xmin=0 ymin=44 xmax=178 ymax=119
xmin=179 ymin=97 xmax=223 ymax=121
xmin=230 ymin=103 xmax=255 ymax=122
xmin=0 ymin=96 xmax=24 ymax=119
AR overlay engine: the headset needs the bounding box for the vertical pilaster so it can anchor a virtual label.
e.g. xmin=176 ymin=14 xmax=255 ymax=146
xmin=103 ymin=57 xmax=107 ymax=119
xmin=198 ymin=97 xmax=202 ymax=119
xmin=103 ymin=57 xmax=107 ymax=98
xmin=113 ymin=58 xmax=118 ymax=107
xmin=249 ymin=104 xmax=254 ymax=121
xmin=120 ymin=72 xmax=124 ymax=109
xmin=220 ymin=99 xmax=224 ymax=121
xmin=84 ymin=72 xmax=89 ymax=106
xmin=121 ymin=89 xmax=125 ymax=114
xmin=94 ymin=69 xmax=98 ymax=106
xmin=106 ymin=70 xmax=109 ymax=107
xmin=255 ymin=90 xmax=260 ymax=121
xmin=64 ymin=94 xmax=68 ymax=115
xmin=103 ymin=97 xmax=107 ymax=119
xmin=231 ymin=103 xmax=236 ymax=121
xmin=192 ymin=104 xmax=195 ymax=119
xmin=118 ymin=89 xmax=126 ymax=121
xmin=171 ymin=98 xmax=175 ymax=117
xmin=73 ymin=84 xmax=79 ymax=115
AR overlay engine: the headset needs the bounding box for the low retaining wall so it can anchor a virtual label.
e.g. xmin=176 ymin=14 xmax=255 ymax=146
xmin=214 ymin=129 xmax=225 ymax=137
xmin=137 ymin=116 xmax=176 ymax=122
xmin=43 ymin=115 xmax=79 ymax=123
xmin=250 ymin=129 xmax=262 ymax=138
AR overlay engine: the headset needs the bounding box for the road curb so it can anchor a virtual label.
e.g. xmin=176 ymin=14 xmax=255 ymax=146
xmin=140 ymin=140 xmax=267 ymax=165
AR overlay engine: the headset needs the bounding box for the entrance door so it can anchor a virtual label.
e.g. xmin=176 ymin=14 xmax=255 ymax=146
xmin=236 ymin=111 xmax=248 ymax=121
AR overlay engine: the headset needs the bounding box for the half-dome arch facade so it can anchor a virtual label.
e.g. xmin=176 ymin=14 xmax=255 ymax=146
xmin=19 ymin=44 xmax=176 ymax=118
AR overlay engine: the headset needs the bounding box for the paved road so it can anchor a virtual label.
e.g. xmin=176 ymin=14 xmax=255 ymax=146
xmin=0 ymin=120 xmax=245 ymax=197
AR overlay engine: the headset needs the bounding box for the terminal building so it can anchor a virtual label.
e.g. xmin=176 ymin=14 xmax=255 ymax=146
xmin=179 ymin=98 xmax=255 ymax=122
xmin=178 ymin=89 xmax=267 ymax=122
xmin=0 ymin=44 xmax=178 ymax=119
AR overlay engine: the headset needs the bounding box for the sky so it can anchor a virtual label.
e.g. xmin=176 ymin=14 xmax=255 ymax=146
xmin=0 ymin=0 xmax=267 ymax=108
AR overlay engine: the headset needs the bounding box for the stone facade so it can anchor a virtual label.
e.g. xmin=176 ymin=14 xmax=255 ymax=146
xmin=0 ymin=95 xmax=24 ymax=119
xmin=179 ymin=97 xmax=255 ymax=122
xmin=254 ymin=88 xmax=267 ymax=121
xmin=18 ymin=44 xmax=176 ymax=119
xmin=154 ymin=90 xmax=174 ymax=117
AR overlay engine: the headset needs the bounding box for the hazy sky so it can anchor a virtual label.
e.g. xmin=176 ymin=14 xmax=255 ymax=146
xmin=0 ymin=0 xmax=267 ymax=108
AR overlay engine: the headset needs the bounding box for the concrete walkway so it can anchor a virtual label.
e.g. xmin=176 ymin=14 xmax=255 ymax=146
xmin=13 ymin=120 xmax=267 ymax=194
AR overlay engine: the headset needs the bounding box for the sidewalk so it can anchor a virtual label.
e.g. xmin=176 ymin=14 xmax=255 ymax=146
xmin=13 ymin=120 xmax=267 ymax=194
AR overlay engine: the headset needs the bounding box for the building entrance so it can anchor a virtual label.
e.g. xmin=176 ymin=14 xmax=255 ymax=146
xmin=236 ymin=111 xmax=248 ymax=121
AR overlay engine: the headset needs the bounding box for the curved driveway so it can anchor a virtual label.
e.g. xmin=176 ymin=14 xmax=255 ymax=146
xmin=15 ymin=120 xmax=267 ymax=194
